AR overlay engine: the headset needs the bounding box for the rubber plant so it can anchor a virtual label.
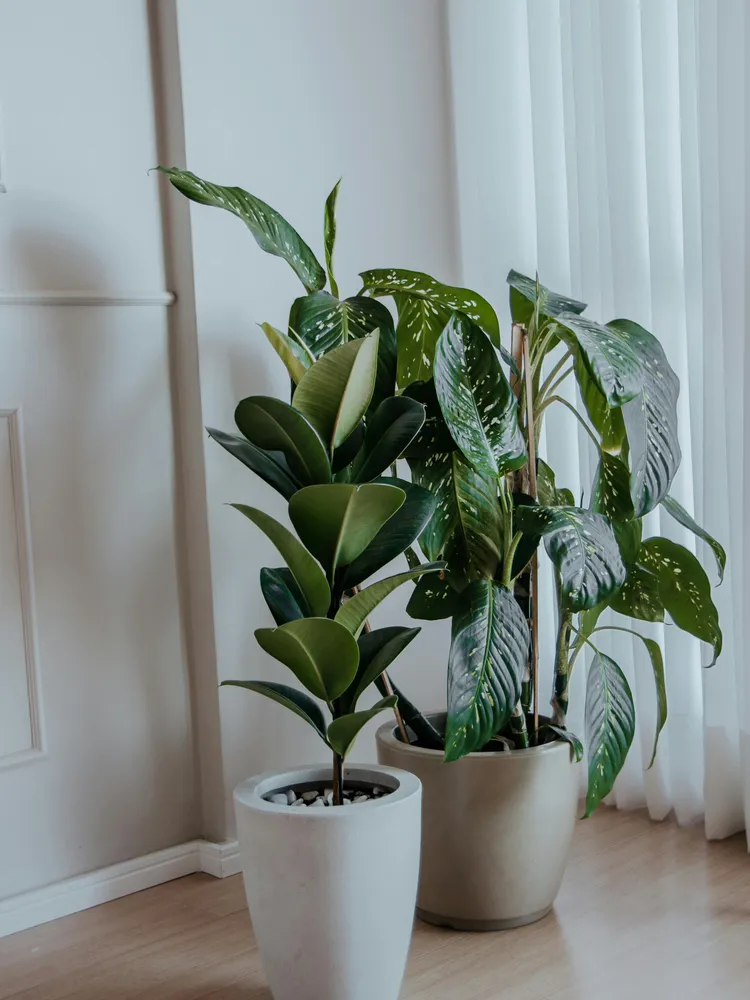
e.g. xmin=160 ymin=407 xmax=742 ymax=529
xmin=159 ymin=168 xmax=724 ymax=815
xmin=157 ymin=169 xmax=444 ymax=805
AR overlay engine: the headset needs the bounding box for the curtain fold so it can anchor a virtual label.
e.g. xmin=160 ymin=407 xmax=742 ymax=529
xmin=448 ymin=0 xmax=748 ymax=845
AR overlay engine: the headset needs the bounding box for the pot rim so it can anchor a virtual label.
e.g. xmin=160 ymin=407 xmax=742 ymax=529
xmin=375 ymin=717 xmax=574 ymax=762
xmin=234 ymin=762 xmax=421 ymax=814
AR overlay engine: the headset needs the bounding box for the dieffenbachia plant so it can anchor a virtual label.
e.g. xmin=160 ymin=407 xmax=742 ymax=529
xmin=158 ymin=168 xmax=443 ymax=804
xmin=158 ymin=167 xmax=724 ymax=815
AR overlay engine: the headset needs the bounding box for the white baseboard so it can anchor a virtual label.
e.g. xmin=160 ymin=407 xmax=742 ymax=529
xmin=0 ymin=838 xmax=241 ymax=939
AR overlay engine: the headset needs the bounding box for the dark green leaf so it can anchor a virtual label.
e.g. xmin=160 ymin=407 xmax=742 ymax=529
xmin=231 ymin=505 xmax=330 ymax=616
xmin=327 ymin=696 xmax=398 ymax=759
xmin=573 ymin=353 xmax=628 ymax=457
xmin=157 ymin=167 xmax=325 ymax=292
xmin=352 ymin=396 xmax=425 ymax=483
xmin=542 ymin=724 xmax=584 ymax=762
xmin=537 ymin=458 xmax=575 ymax=507
xmin=255 ymin=617 xmax=359 ymax=701
xmin=335 ymin=562 xmax=444 ymax=637
xmin=207 ymin=427 xmax=300 ymax=499
xmin=609 ymin=319 xmax=681 ymax=516
xmin=613 ymin=517 xmax=642 ymax=569
xmin=638 ymin=537 xmax=722 ymax=665
xmin=406 ymin=571 xmax=460 ymax=620
xmin=409 ymin=451 xmax=457 ymax=561
xmin=288 ymin=482 xmax=405 ymax=576
xmin=324 ymin=179 xmax=341 ymax=298
xmin=260 ymin=566 xmax=308 ymax=625
xmin=289 ymin=291 xmax=392 ymax=358
xmin=349 ymin=626 xmax=421 ymax=708
xmin=331 ymin=422 xmax=364 ymax=474
xmin=293 ymin=332 xmax=379 ymax=451
xmin=610 ymin=560 xmax=664 ymax=622
xmin=510 ymin=491 xmax=542 ymax=577
xmin=452 ymin=451 xmax=503 ymax=578
xmin=402 ymin=380 xmax=456 ymax=457
xmin=584 ymin=651 xmax=635 ymax=816
xmin=661 ymin=494 xmax=725 ymax=584
xmin=391 ymin=293 xmax=452 ymax=387
xmin=592 ymin=453 xmax=634 ymax=523
xmin=444 ymin=580 xmax=530 ymax=761
xmin=507 ymin=270 xmax=587 ymax=325
xmin=221 ymin=680 xmax=327 ymax=741
xmin=514 ymin=506 xmax=626 ymax=611
xmin=375 ymin=675 xmax=444 ymax=750
xmin=558 ymin=313 xmax=642 ymax=406
xmin=360 ymin=267 xmax=501 ymax=347
xmin=234 ymin=396 xmax=331 ymax=486
xmin=342 ymin=479 xmax=436 ymax=587
xmin=434 ymin=314 xmax=526 ymax=477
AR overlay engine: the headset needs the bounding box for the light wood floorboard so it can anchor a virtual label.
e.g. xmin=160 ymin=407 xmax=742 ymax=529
xmin=1 ymin=808 xmax=749 ymax=999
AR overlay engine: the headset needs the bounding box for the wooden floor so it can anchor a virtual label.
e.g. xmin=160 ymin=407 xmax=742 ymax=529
xmin=2 ymin=808 xmax=749 ymax=999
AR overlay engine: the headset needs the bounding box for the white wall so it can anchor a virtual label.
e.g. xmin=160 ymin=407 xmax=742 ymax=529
xmin=175 ymin=0 xmax=458 ymax=834
xmin=0 ymin=0 xmax=197 ymax=899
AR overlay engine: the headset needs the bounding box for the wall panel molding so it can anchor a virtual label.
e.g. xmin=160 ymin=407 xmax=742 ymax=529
xmin=0 ymin=291 xmax=175 ymax=306
xmin=0 ymin=407 xmax=45 ymax=768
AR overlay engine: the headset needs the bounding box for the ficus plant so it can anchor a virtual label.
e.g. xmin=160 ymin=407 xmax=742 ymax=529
xmin=159 ymin=167 xmax=725 ymax=816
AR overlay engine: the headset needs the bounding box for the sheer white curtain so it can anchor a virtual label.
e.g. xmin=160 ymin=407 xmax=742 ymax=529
xmin=447 ymin=0 xmax=748 ymax=843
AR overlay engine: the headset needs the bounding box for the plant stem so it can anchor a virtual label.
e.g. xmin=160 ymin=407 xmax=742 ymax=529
xmin=521 ymin=329 xmax=541 ymax=742
xmin=536 ymin=394 xmax=600 ymax=449
xmin=510 ymin=704 xmax=530 ymax=748
xmin=332 ymin=750 xmax=344 ymax=806
xmin=551 ymin=572 xmax=573 ymax=726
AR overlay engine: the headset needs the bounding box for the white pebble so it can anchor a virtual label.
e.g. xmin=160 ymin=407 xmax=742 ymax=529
xmin=286 ymin=789 xmax=297 ymax=805
xmin=309 ymin=797 xmax=325 ymax=807
xmin=302 ymin=790 xmax=319 ymax=803
xmin=324 ymin=788 xmax=333 ymax=798
xmin=292 ymin=798 xmax=306 ymax=807
xmin=269 ymin=793 xmax=288 ymax=805
xmin=353 ymin=794 xmax=369 ymax=803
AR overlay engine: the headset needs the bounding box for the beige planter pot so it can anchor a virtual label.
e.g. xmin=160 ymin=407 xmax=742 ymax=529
xmin=376 ymin=715 xmax=581 ymax=930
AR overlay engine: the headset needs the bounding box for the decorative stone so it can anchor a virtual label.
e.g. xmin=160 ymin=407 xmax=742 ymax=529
xmin=302 ymin=790 xmax=319 ymax=803
xmin=309 ymin=797 xmax=325 ymax=807
xmin=353 ymin=794 xmax=369 ymax=804
xmin=270 ymin=793 xmax=288 ymax=805
xmin=286 ymin=789 xmax=297 ymax=805
xmin=292 ymin=797 xmax=306 ymax=807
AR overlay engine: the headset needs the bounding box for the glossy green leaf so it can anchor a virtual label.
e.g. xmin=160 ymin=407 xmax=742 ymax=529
xmin=259 ymin=566 xmax=308 ymax=625
xmin=221 ymin=680 xmax=327 ymax=741
xmin=537 ymin=458 xmax=575 ymax=507
xmin=342 ymin=479 xmax=436 ymax=587
xmin=207 ymin=427 xmax=300 ymax=499
xmin=584 ymin=651 xmax=635 ymax=816
xmin=444 ymin=579 xmax=530 ymax=761
xmin=391 ymin=293 xmax=453 ymax=387
xmin=349 ymin=626 xmax=421 ymax=709
xmin=558 ymin=313 xmax=642 ymax=406
xmin=610 ymin=560 xmax=664 ymax=622
xmin=331 ymin=422 xmax=364 ymax=474
xmin=507 ymin=270 xmax=587 ymax=325
xmin=638 ymin=537 xmax=722 ymax=665
xmin=661 ymin=494 xmax=725 ymax=584
xmin=335 ymin=562 xmax=444 ymax=637
xmin=542 ymin=724 xmax=584 ymax=762
xmin=255 ymin=617 xmax=359 ymax=701
xmin=406 ymin=572 xmax=460 ymax=620
xmin=352 ymin=396 xmax=425 ymax=483
xmin=591 ymin=453 xmax=634 ymax=523
xmin=402 ymin=380 xmax=456 ymax=457
xmin=609 ymin=319 xmax=681 ymax=516
xmin=289 ymin=291 xmax=391 ymax=357
xmin=260 ymin=323 xmax=311 ymax=384
xmin=434 ymin=314 xmax=526 ymax=477
xmin=157 ymin=167 xmax=325 ymax=292
xmin=293 ymin=332 xmax=379 ymax=451
xmin=324 ymin=179 xmax=341 ymax=298
xmin=514 ymin=506 xmax=626 ymax=611
xmin=234 ymin=396 xmax=331 ymax=486
xmin=509 ymin=491 xmax=542 ymax=578
xmin=573 ymin=353 xmax=628 ymax=457
xmin=452 ymin=451 xmax=503 ymax=579
xmin=327 ymin=696 xmax=398 ymax=759
xmin=289 ymin=483 xmax=405 ymax=576
xmin=409 ymin=451 xmax=457 ymax=561
xmin=613 ymin=517 xmax=643 ymax=569
xmin=360 ymin=267 xmax=501 ymax=348
xmin=231 ymin=505 xmax=330 ymax=616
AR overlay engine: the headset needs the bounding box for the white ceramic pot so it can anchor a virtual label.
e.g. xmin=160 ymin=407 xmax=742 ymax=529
xmin=234 ymin=763 xmax=421 ymax=1000
xmin=376 ymin=715 xmax=580 ymax=930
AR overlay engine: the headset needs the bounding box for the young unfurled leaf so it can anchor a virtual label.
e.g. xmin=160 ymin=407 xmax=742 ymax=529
xmin=514 ymin=506 xmax=626 ymax=611
xmin=507 ymin=269 xmax=587 ymax=326
xmin=293 ymin=332 xmax=380 ymax=452
xmin=661 ymin=494 xmax=725 ymax=584
xmin=234 ymin=396 xmax=331 ymax=486
xmin=609 ymin=319 xmax=681 ymax=516
xmin=255 ymin=617 xmax=359 ymax=702
xmin=231 ymin=505 xmax=330 ymax=616
xmin=289 ymin=482 xmax=405 ymax=577
xmin=157 ymin=167 xmax=325 ymax=292
xmin=327 ymin=696 xmax=398 ymax=759
xmin=323 ymin=179 xmax=341 ymax=298
xmin=221 ymin=680 xmax=327 ymax=742
xmin=207 ymin=427 xmax=300 ymax=499
xmin=434 ymin=314 xmax=526 ymax=478
xmin=584 ymin=651 xmax=635 ymax=816
xmin=260 ymin=323 xmax=311 ymax=384
xmin=444 ymin=579 xmax=530 ymax=761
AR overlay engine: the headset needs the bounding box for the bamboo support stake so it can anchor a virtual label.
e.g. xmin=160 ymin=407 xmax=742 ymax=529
xmin=521 ymin=329 xmax=540 ymax=739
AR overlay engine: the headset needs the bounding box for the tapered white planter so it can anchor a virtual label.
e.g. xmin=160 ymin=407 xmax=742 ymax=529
xmin=234 ymin=764 xmax=421 ymax=1000
xmin=376 ymin=716 xmax=580 ymax=930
